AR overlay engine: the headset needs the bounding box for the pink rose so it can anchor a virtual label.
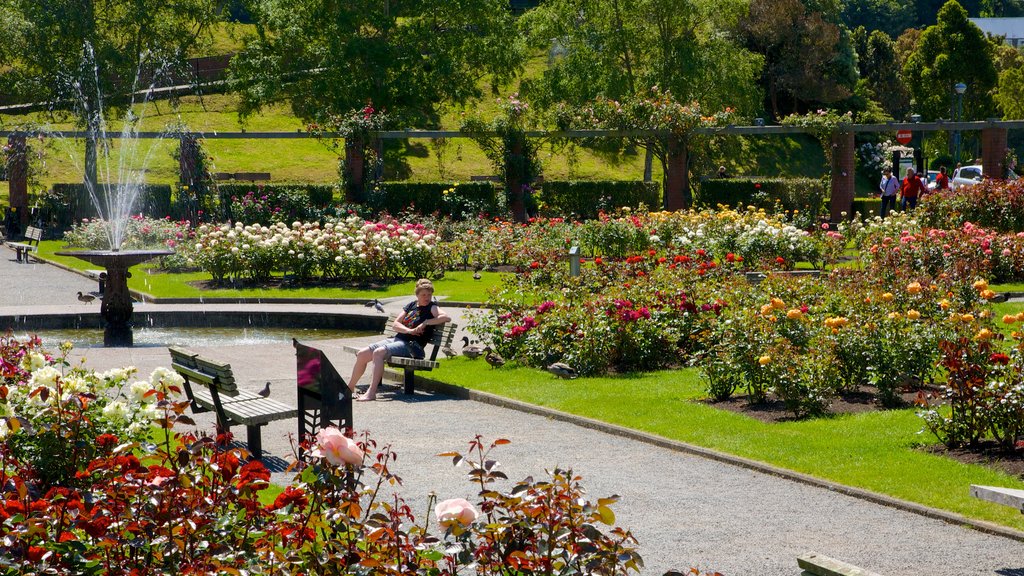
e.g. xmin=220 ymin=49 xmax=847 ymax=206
xmin=314 ymin=427 xmax=363 ymax=466
xmin=1002 ymin=248 xmax=1012 ymax=257
xmin=434 ymin=498 xmax=479 ymax=527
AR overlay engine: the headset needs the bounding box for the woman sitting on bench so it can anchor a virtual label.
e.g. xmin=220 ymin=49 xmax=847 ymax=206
xmin=348 ymin=279 xmax=451 ymax=401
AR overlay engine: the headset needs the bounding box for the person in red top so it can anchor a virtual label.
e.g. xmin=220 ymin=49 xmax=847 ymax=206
xmin=934 ymin=166 xmax=950 ymax=191
xmin=900 ymin=167 xmax=925 ymax=211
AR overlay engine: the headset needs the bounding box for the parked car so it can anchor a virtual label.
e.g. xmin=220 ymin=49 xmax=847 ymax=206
xmin=951 ymin=165 xmax=983 ymax=190
xmin=949 ymin=164 xmax=1019 ymax=190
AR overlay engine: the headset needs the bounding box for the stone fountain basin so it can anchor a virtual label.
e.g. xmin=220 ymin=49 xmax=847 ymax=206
xmin=54 ymin=249 xmax=174 ymax=268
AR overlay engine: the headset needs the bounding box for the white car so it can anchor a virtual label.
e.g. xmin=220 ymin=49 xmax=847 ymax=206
xmin=950 ymin=164 xmax=1018 ymax=190
xmin=951 ymin=165 xmax=983 ymax=190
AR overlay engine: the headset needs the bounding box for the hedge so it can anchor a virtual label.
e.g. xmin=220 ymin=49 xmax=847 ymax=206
xmin=539 ymin=180 xmax=660 ymax=219
xmin=216 ymin=183 xmax=336 ymax=210
xmin=850 ymin=197 xmax=883 ymax=218
xmin=368 ymin=182 xmax=497 ymax=218
xmin=696 ymin=177 xmax=826 ymax=215
xmin=44 ymin=183 xmax=173 ymax=232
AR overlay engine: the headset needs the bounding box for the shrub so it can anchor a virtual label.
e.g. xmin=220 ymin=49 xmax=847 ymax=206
xmin=696 ymin=177 xmax=827 ymax=219
xmin=220 ymin=183 xmax=336 ymax=225
xmin=368 ymin=181 xmax=497 ymax=218
xmin=919 ymin=179 xmax=1024 ymax=232
xmin=539 ymin=180 xmax=660 ymax=219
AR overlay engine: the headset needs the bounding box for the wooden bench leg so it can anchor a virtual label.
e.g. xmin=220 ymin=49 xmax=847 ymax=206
xmin=404 ymin=368 xmax=416 ymax=395
xmin=246 ymin=424 xmax=263 ymax=458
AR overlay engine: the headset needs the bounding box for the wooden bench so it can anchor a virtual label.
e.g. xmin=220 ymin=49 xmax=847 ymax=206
xmin=343 ymin=314 xmax=458 ymax=394
xmin=169 ymin=347 xmax=297 ymax=457
xmin=797 ymin=552 xmax=884 ymax=576
xmin=9 ymin=226 xmax=43 ymax=263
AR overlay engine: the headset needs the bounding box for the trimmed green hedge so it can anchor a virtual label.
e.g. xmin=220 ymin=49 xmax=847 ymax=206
xmin=851 ymin=197 xmax=883 ymax=218
xmin=539 ymin=180 xmax=660 ymax=219
xmin=217 ymin=183 xmax=336 ymax=209
xmin=44 ymin=183 xmax=173 ymax=232
xmin=368 ymin=182 xmax=498 ymax=218
xmin=696 ymin=177 xmax=826 ymax=215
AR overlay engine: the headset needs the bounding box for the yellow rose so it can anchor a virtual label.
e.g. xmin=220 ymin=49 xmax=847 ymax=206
xmin=907 ymin=309 xmax=921 ymax=320
xmin=760 ymin=304 xmax=773 ymax=316
xmin=980 ymin=289 xmax=996 ymax=300
xmin=1003 ymin=314 xmax=1018 ymax=325
xmin=881 ymin=292 xmax=894 ymax=302
xmin=975 ymin=328 xmax=994 ymax=341
xmin=907 ymin=282 xmax=922 ymax=295
xmin=770 ymin=298 xmax=785 ymax=310
xmin=939 ymin=299 xmax=951 ymax=310
xmin=758 ymin=355 xmax=772 ymax=366
xmin=961 ymin=314 xmax=975 ymax=323
xmin=973 ymin=279 xmax=989 ymax=291
xmin=979 ymin=310 xmax=991 ymax=319
xmin=887 ymin=312 xmax=902 ymax=320
xmin=787 ymin=309 xmax=803 ymax=320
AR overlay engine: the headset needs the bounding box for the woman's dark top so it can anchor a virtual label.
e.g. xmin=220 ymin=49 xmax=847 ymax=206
xmin=396 ymin=300 xmax=436 ymax=346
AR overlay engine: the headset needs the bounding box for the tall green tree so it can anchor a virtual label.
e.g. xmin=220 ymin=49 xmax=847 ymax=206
xmin=741 ymin=0 xmax=858 ymax=118
xmin=0 ymin=0 xmax=224 ymax=191
xmin=232 ymin=0 xmax=523 ymax=126
xmin=519 ymin=0 xmax=762 ymax=115
xmin=841 ymin=0 xmax=916 ymax=38
xmin=862 ymin=30 xmax=912 ymax=120
xmin=903 ymin=1 xmax=997 ymax=121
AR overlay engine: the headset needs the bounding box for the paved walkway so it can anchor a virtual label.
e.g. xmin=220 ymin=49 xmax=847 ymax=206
xmin=2 ymin=244 xmax=1024 ymax=575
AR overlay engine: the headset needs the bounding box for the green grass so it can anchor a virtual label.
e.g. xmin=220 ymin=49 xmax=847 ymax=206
xmin=992 ymin=282 xmax=1024 ymax=293
xmin=37 ymin=240 xmax=505 ymax=302
xmin=429 ymin=359 xmax=1024 ymax=532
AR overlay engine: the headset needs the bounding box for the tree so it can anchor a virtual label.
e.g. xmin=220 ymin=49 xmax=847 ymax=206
xmin=520 ymin=0 xmax=762 ymax=114
xmin=841 ymin=0 xmax=916 ymax=39
xmin=862 ymin=30 xmax=912 ymax=120
xmin=903 ymin=1 xmax=998 ymax=122
xmin=231 ymin=0 xmax=523 ymax=198
xmin=0 ymin=0 xmax=224 ymax=193
xmin=741 ymin=0 xmax=858 ymax=118
xmin=234 ymin=0 xmax=523 ymax=123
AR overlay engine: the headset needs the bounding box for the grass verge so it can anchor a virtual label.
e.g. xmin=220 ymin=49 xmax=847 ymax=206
xmin=36 ymin=241 xmax=505 ymax=302
xmin=428 ymin=358 xmax=1024 ymax=532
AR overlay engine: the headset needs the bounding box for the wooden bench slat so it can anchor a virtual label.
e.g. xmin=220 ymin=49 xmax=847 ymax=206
xmin=190 ymin=388 xmax=263 ymax=411
xmin=223 ymin=398 xmax=297 ymax=426
xmin=387 ymin=357 xmax=439 ymax=370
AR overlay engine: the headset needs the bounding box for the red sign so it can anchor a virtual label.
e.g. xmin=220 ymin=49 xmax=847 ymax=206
xmin=896 ymin=129 xmax=913 ymax=145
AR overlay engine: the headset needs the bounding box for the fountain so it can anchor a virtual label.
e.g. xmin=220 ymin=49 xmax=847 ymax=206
xmin=54 ymin=44 xmax=174 ymax=347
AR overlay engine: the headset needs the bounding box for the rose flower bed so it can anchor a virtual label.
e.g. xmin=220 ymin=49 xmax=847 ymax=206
xmin=0 ymin=335 xmax=716 ymax=575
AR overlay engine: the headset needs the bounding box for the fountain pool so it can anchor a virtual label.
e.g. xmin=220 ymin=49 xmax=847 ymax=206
xmin=14 ymin=326 xmax=371 ymax=349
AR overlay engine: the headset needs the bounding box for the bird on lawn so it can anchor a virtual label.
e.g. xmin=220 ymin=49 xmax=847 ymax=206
xmin=546 ymin=362 xmax=578 ymax=379
xmin=442 ymin=344 xmax=457 ymax=359
xmin=484 ymin=347 xmax=506 ymax=368
xmin=258 ymin=381 xmax=272 ymax=398
xmin=77 ymin=292 xmax=96 ymax=304
xmin=473 ymin=270 xmax=482 ymax=281
xmin=461 ymin=336 xmax=485 ymax=359
xmin=364 ymin=299 xmax=385 ymax=313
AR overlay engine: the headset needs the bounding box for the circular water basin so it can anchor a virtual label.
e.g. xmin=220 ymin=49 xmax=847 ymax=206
xmin=15 ymin=327 xmax=372 ymax=349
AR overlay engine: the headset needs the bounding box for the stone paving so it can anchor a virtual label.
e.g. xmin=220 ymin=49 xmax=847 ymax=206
xmin=2 ymin=245 xmax=1024 ymax=575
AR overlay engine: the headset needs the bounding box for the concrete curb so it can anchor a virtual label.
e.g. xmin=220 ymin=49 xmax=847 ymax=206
xmin=411 ymin=375 xmax=1024 ymax=545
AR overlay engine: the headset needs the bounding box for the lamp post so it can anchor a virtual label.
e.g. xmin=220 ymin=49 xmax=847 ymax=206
xmin=954 ymin=82 xmax=967 ymax=162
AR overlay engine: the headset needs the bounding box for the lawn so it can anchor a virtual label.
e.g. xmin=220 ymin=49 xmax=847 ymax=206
xmin=36 ymin=240 xmax=505 ymax=302
xmin=428 ymin=358 xmax=1024 ymax=532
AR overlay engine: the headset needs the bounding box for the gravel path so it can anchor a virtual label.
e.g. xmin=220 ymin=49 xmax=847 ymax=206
xmin=3 ymin=245 xmax=1024 ymax=575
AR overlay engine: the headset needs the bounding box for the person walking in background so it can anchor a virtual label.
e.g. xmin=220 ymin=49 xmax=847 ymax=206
xmin=900 ymin=167 xmax=925 ymax=211
xmin=934 ymin=166 xmax=950 ymax=191
xmin=878 ymin=167 xmax=899 ymax=218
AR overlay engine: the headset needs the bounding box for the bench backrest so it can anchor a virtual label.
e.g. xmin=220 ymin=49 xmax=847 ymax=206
xmin=24 ymin=226 xmax=42 ymax=244
xmin=169 ymin=347 xmax=239 ymax=395
xmin=382 ymin=314 xmax=458 ymax=362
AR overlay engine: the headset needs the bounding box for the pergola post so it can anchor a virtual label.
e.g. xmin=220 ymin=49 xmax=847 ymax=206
xmin=981 ymin=125 xmax=1008 ymax=180
xmin=830 ymin=131 xmax=855 ymax=222
xmin=664 ymin=136 xmax=689 ymax=211
xmin=6 ymin=133 xmax=29 ymax=229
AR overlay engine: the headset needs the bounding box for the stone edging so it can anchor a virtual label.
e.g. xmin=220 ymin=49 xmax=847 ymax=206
xmin=409 ymin=374 xmax=1024 ymax=544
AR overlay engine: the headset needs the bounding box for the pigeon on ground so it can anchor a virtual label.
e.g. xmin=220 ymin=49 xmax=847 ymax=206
xmin=77 ymin=292 xmax=96 ymax=304
xmin=258 ymin=381 xmax=271 ymax=398
xmin=364 ymin=299 xmax=385 ymax=313
xmin=473 ymin=270 xmax=482 ymax=281
xmin=547 ymin=362 xmax=578 ymax=379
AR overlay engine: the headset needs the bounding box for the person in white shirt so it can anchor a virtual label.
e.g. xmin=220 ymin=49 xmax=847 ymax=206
xmin=878 ymin=167 xmax=899 ymax=218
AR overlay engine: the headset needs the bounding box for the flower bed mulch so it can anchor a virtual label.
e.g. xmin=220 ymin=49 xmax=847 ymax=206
xmin=921 ymin=442 xmax=1024 ymax=480
xmin=703 ymin=385 xmax=938 ymax=424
